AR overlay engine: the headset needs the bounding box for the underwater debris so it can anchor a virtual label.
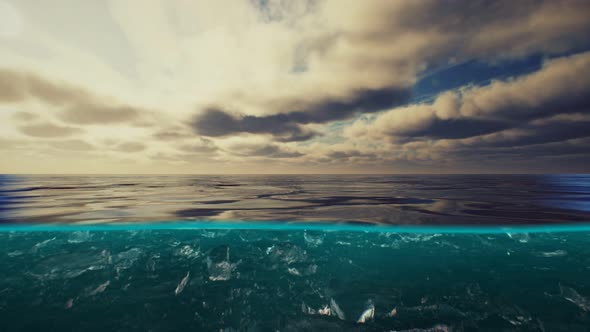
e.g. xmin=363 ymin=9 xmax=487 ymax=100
xmin=536 ymin=250 xmax=567 ymax=257
xmin=30 ymin=251 xmax=110 ymax=280
xmin=267 ymin=243 xmax=307 ymax=265
xmin=89 ymin=280 xmax=110 ymax=296
xmin=7 ymin=250 xmax=23 ymax=257
xmin=506 ymin=232 xmax=530 ymax=243
xmin=113 ymin=248 xmax=143 ymax=270
xmin=207 ymin=247 xmax=239 ymax=281
xmin=64 ymin=298 xmax=74 ymax=309
xmin=67 ymin=231 xmax=91 ymax=243
xmin=303 ymin=231 xmax=324 ymax=247
xmin=387 ymin=307 xmax=398 ymax=317
xmin=301 ymin=302 xmax=316 ymax=315
xmin=387 ymin=324 xmax=449 ymax=332
xmin=175 ymin=271 xmax=190 ymax=295
xmin=288 ymin=265 xmax=317 ymax=277
xmin=498 ymin=304 xmax=533 ymax=327
xmin=560 ymin=283 xmax=590 ymax=312
xmin=318 ymin=305 xmax=331 ymax=316
xmin=393 ymin=303 xmax=465 ymax=317
xmin=301 ymin=299 xmax=345 ymax=320
xmin=31 ymin=237 xmax=56 ymax=252
xmin=145 ymin=255 xmax=157 ymax=272
xmin=208 ymin=261 xmax=236 ymax=281
xmin=176 ymin=245 xmax=200 ymax=259
xmin=357 ymin=301 xmax=375 ymax=323
xmin=330 ymin=298 xmax=346 ymax=320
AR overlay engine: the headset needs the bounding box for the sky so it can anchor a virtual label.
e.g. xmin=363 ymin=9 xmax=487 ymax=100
xmin=1 ymin=0 xmax=590 ymax=174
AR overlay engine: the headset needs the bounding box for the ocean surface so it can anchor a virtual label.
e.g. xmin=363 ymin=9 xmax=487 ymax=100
xmin=1 ymin=174 xmax=590 ymax=331
xmin=1 ymin=174 xmax=589 ymax=225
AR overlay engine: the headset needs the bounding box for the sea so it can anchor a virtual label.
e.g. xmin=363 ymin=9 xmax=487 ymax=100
xmin=0 ymin=174 xmax=589 ymax=331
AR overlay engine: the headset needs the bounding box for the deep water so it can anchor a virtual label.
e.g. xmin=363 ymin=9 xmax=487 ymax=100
xmin=1 ymin=229 xmax=590 ymax=331
xmin=1 ymin=174 xmax=590 ymax=331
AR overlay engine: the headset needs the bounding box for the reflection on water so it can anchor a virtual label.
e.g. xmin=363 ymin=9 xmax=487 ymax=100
xmin=1 ymin=174 xmax=589 ymax=225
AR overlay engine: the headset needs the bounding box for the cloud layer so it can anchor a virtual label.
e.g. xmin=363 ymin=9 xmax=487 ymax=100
xmin=1 ymin=0 xmax=590 ymax=173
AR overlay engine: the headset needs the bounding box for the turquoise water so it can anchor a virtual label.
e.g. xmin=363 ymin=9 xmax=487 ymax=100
xmin=1 ymin=175 xmax=590 ymax=331
xmin=1 ymin=228 xmax=589 ymax=331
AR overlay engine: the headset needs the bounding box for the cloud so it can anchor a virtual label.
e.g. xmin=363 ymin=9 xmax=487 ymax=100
xmin=12 ymin=111 xmax=39 ymax=122
xmin=189 ymin=0 xmax=590 ymax=145
xmin=326 ymin=150 xmax=378 ymax=162
xmin=0 ymin=69 xmax=90 ymax=105
xmin=153 ymin=128 xmax=194 ymax=141
xmin=318 ymin=0 xmax=590 ymax=61
xmin=348 ymin=51 xmax=590 ymax=144
xmin=48 ymin=139 xmax=95 ymax=151
xmin=191 ymin=108 xmax=313 ymax=142
xmin=18 ymin=123 xmax=83 ymax=138
xmin=460 ymin=114 xmax=590 ymax=149
xmin=191 ymin=86 xmax=411 ymax=141
xmin=216 ymin=137 xmax=303 ymax=159
xmin=116 ymin=142 xmax=146 ymax=153
xmin=60 ymin=103 xmax=141 ymax=125
xmin=246 ymin=145 xmax=303 ymax=158
xmin=0 ymin=69 xmax=149 ymax=125
xmin=3 ymin=0 xmax=590 ymax=173
xmin=177 ymin=137 xmax=218 ymax=154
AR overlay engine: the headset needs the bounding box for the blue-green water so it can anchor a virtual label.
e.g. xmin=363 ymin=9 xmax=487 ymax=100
xmin=1 ymin=228 xmax=589 ymax=331
xmin=1 ymin=175 xmax=590 ymax=331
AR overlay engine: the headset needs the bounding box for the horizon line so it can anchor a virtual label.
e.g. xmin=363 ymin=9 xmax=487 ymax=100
xmin=2 ymin=221 xmax=590 ymax=234
xmin=1 ymin=172 xmax=588 ymax=176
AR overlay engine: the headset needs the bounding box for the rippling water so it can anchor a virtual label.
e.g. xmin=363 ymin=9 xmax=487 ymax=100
xmin=1 ymin=175 xmax=589 ymax=331
xmin=1 ymin=174 xmax=589 ymax=225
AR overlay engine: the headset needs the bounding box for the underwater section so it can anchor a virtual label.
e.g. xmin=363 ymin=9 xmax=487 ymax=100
xmin=1 ymin=228 xmax=589 ymax=331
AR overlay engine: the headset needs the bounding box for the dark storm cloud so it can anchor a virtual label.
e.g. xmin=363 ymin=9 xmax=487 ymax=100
xmin=0 ymin=69 xmax=149 ymax=125
xmin=191 ymin=87 xmax=411 ymax=141
xmin=18 ymin=123 xmax=83 ymax=138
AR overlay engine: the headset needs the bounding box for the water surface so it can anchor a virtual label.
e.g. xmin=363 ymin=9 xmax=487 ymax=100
xmin=1 ymin=174 xmax=589 ymax=225
xmin=1 ymin=175 xmax=589 ymax=331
